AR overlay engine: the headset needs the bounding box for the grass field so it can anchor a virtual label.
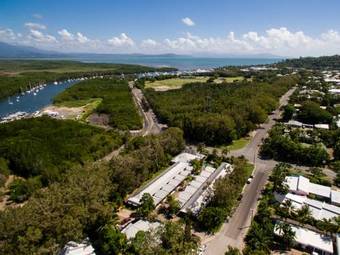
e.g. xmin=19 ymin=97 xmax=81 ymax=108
xmin=226 ymin=137 xmax=251 ymax=151
xmin=145 ymin=76 xmax=249 ymax=90
xmin=145 ymin=76 xmax=210 ymax=90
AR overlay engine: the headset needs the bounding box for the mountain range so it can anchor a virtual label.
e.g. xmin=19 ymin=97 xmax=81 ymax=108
xmin=0 ymin=41 xmax=283 ymax=59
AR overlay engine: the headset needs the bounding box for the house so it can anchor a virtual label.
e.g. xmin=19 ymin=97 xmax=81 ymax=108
xmin=314 ymin=124 xmax=329 ymax=130
xmin=274 ymin=223 xmax=334 ymax=255
xmin=121 ymin=219 xmax=161 ymax=239
xmin=59 ymin=240 xmax=95 ymax=255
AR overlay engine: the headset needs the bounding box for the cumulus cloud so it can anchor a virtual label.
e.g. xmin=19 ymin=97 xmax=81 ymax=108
xmin=0 ymin=28 xmax=18 ymax=41
xmin=28 ymin=29 xmax=57 ymax=43
xmin=2 ymin=25 xmax=340 ymax=56
xmin=141 ymin=39 xmax=158 ymax=48
xmin=182 ymin=17 xmax=195 ymax=27
xmin=25 ymin=22 xmax=46 ymax=30
xmin=58 ymin=29 xmax=90 ymax=44
xmin=58 ymin=29 xmax=74 ymax=41
xmin=107 ymin=33 xmax=134 ymax=47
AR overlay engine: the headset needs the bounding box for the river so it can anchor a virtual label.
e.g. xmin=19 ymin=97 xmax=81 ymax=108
xmin=0 ymin=80 xmax=78 ymax=119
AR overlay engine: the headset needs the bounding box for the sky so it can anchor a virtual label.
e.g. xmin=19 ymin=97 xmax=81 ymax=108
xmin=1 ymin=0 xmax=340 ymax=57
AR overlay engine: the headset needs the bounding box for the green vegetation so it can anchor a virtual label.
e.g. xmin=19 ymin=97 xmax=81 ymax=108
xmin=145 ymin=75 xmax=297 ymax=145
xmin=197 ymin=157 xmax=253 ymax=233
xmin=277 ymin=55 xmax=340 ymax=69
xmin=0 ymin=128 xmax=190 ymax=255
xmin=54 ymin=78 xmax=142 ymax=129
xmin=297 ymin=101 xmax=333 ymax=124
xmin=0 ymin=59 xmax=175 ymax=99
xmin=145 ymin=76 xmax=210 ymax=89
xmin=225 ymin=137 xmax=251 ymax=151
xmin=136 ymin=193 xmax=155 ymax=218
xmin=261 ymin=125 xmax=329 ymax=166
xmin=111 ymin=128 xmax=185 ymax=198
xmin=0 ymin=117 xmax=123 ymax=200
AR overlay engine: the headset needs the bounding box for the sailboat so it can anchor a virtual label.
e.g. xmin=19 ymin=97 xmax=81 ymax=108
xmin=8 ymin=97 xmax=13 ymax=105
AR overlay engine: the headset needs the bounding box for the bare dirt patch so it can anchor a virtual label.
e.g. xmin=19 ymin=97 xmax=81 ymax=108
xmin=42 ymin=105 xmax=85 ymax=120
xmin=87 ymin=113 xmax=110 ymax=127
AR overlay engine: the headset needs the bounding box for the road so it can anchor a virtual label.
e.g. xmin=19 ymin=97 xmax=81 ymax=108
xmin=129 ymin=81 xmax=163 ymax=136
xmin=204 ymin=87 xmax=296 ymax=254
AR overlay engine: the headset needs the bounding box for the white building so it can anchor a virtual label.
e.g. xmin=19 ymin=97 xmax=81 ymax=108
xmin=274 ymin=223 xmax=334 ymax=255
xmin=59 ymin=240 xmax=95 ymax=255
xmin=179 ymin=162 xmax=232 ymax=215
xmin=127 ymin=152 xmax=203 ymax=206
xmin=121 ymin=220 xmax=161 ymax=239
xmin=275 ymin=192 xmax=340 ymax=221
xmin=285 ymin=176 xmax=340 ymax=205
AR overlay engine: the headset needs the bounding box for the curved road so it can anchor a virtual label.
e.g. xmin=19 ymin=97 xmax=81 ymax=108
xmin=204 ymin=87 xmax=296 ymax=254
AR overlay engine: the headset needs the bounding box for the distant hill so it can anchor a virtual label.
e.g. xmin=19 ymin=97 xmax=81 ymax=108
xmin=276 ymin=55 xmax=340 ymax=69
xmin=0 ymin=41 xmax=65 ymax=58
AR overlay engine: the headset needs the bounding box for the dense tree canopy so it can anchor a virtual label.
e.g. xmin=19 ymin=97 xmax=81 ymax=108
xmin=54 ymin=78 xmax=142 ymax=130
xmin=145 ymin=76 xmax=297 ymax=145
xmin=0 ymin=117 xmax=123 ymax=199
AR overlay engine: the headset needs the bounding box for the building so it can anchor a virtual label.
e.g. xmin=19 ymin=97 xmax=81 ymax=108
xmin=285 ymin=176 xmax=340 ymax=205
xmin=275 ymin=192 xmax=340 ymax=221
xmin=127 ymin=152 xmax=203 ymax=206
xmin=59 ymin=240 xmax=95 ymax=255
xmin=179 ymin=162 xmax=232 ymax=215
xmin=121 ymin=220 xmax=161 ymax=239
xmin=274 ymin=223 xmax=334 ymax=255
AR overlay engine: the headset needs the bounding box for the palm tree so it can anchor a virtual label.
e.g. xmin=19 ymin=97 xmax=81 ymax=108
xmin=275 ymin=222 xmax=296 ymax=250
xmin=296 ymin=205 xmax=312 ymax=225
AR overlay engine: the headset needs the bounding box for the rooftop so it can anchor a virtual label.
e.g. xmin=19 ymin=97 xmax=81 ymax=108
xmin=59 ymin=240 xmax=95 ymax=255
xmin=121 ymin=220 xmax=161 ymax=239
xmin=274 ymin=223 xmax=333 ymax=254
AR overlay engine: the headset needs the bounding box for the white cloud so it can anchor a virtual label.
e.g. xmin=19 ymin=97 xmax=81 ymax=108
xmin=0 ymin=28 xmax=17 ymax=41
xmin=25 ymin=22 xmax=46 ymax=30
xmin=76 ymin=32 xmax=89 ymax=43
xmin=141 ymin=39 xmax=158 ymax=48
xmin=58 ymin=29 xmax=74 ymax=41
xmin=3 ymin=25 xmax=340 ymax=56
xmin=28 ymin=29 xmax=57 ymax=43
xmin=107 ymin=33 xmax=134 ymax=47
xmin=182 ymin=17 xmax=195 ymax=27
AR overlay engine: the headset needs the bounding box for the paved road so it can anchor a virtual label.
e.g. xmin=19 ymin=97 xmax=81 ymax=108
xmin=204 ymin=87 xmax=296 ymax=254
xmin=130 ymin=82 xmax=163 ymax=136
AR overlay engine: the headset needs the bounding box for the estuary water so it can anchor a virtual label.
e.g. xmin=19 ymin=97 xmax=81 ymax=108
xmin=0 ymin=80 xmax=78 ymax=118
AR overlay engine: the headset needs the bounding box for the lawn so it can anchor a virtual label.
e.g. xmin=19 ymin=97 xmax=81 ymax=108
xmin=226 ymin=137 xmax=251 ymax=151
xmin=215 ymin=76 xmax=249 ymax=83
xmin=145 ymin=76 xmax=210 ymax=90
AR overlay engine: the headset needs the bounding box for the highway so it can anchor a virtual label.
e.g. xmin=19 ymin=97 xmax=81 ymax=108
xmin=204 ymin=87 xmax=296 ymax=254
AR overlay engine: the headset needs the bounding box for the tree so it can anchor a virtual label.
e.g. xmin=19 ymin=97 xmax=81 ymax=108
xmin=137 ymin=193 xmax=155 ymax=218
xmin=225 ymin=246 xmax=241 ymax=255
xmin=282 ymin=104 xmax=295 ymax=121
xmin=270 ymin=163 xmax=290 ymax=194
xmin=94 ymin=225 xmax=127 ymax=255
xmin=275 ymin=222 xmax=295 ymax=250
xmin=197 ymin=207 xmax=225 ymax=233
xmin=297 ymin=101 xmax=333 ymax=124
xmin=165 ymin=195 xmax=180 ymax=217
xmin=296 ymin=205 xmax=312 ymax=224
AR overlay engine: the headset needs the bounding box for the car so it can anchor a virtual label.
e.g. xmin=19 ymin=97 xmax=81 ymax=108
xmin=247 ymin=177 xmax=253 ymax=184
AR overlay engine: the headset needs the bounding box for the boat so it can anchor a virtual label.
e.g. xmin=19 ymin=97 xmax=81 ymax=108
xmin=54 ymin=81 xmax=58 ymax=85
xmin=33 ymin=92 xmax=37 ymax=96
xmin=8 ymin=97 xmax=13 ymax=105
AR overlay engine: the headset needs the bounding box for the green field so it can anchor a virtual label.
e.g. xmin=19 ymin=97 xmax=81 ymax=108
xmin=145 ymin=76 xmax=250 ymax=90
xmin=145 ymin=76 xmax=210 ymax=89
xmin=226 ymin=137 xmax=251 ymax=151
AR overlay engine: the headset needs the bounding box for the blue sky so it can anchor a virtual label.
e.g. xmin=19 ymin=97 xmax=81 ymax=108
xmin=1 ymin=0 xmax=340 ymax=56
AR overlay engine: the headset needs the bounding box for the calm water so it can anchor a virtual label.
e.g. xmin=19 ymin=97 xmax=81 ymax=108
xmin=0 ymin=57 xmax=280 ymax=119
xmin=69 ymin=55 xmax=281 ymax=70
xmin=0 ymin=80 xmax=78 ymax=118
